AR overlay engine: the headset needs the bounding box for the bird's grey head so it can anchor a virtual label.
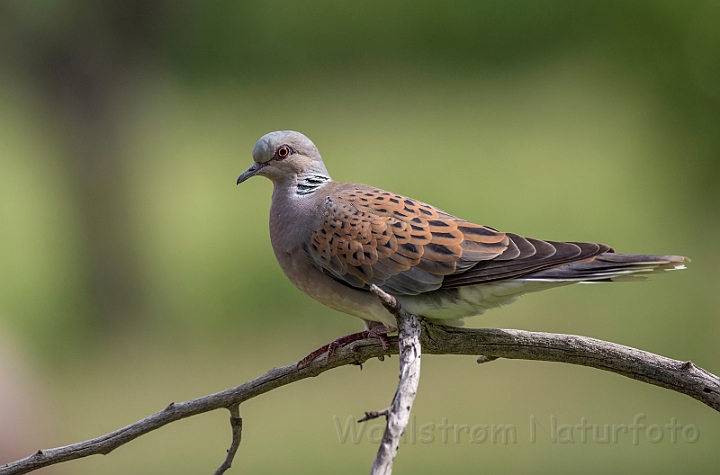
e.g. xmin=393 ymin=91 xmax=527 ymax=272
xmin=237 ymin=131 xmax=330 ymax=187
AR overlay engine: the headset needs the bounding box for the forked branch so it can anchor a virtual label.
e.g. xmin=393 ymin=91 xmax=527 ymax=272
xmin=366 ymin=285 xmax=421 ymax=475
xmin=1 ymin=311 xmax=718 ymax=475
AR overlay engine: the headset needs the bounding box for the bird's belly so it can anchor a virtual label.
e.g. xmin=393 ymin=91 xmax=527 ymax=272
xmin=398 ymin=279 xmax=573 ymax=323
xmin=280 ymin=253 xmax=396 ymax=327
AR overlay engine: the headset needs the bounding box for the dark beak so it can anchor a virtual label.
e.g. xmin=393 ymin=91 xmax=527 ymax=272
xmin=237 ymin=162 xmax=264 ymax=184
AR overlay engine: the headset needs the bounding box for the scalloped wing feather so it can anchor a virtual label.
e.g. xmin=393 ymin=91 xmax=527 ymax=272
xmin=306 ymin=185 xmax=685 ymax=298
xmin=308 ymin=187 xmax=509 ymax=295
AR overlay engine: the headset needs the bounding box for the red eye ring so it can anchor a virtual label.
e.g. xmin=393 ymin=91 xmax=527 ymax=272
xmin=276 ymin=145 xmax=291 ymax=159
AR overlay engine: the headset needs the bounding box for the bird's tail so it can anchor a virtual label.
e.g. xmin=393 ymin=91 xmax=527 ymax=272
xmin=522 ymin=253 xmax=689 ymax=283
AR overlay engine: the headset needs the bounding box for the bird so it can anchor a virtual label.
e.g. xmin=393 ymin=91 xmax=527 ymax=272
xmin=238 ymin=130 xmax=688 ymax=360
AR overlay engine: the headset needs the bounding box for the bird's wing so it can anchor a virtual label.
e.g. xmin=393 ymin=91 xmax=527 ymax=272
xmin=440 ymin=235 xmax=612 ymax=287
xmin=306 ymin=186 xmax=611 ymax=295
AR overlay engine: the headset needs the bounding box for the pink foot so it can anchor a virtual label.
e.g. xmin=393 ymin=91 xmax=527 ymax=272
xmin=298 ymin=325 xmax=395 ymax=367
xmin=367 ymin=325 xmax=393 ymax=351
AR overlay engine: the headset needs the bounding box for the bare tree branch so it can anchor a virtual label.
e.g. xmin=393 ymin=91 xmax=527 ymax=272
xmin=419 ymin=323 xmax=720 ymax=411
xmin=368 ymin=285 xmax=421 ymax=475
xmin=212 ymin=404 xmax=242 ymax=475
xmin=1 ymin=319 xmax=718 ymax=475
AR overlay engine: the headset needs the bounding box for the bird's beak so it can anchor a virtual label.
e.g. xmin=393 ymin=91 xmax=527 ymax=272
xmin=237 ymin=162 xmax=265 ymax=184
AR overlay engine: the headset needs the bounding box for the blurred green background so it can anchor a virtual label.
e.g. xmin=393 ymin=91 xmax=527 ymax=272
xmin=0 ymin=1 xmax=719 ymax=473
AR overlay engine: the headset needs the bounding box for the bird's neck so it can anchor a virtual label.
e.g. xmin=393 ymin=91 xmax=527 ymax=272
xmin=295 ymin=172 xmax=331 ymax=195
xmin=269 ymin=175 xmax=329 ymax=257
xmin=269 ymin=161 xmax=332 ymax=197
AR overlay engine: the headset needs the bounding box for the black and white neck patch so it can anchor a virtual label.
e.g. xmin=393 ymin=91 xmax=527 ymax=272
xmin=296 ymin=174 xmax=331 ymax=195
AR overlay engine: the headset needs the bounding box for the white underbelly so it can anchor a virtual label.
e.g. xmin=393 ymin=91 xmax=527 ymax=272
xmin=398 ymin=279 xmax=574 ymax=322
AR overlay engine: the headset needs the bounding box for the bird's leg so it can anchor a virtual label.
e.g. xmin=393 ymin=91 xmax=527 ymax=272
xmin=367 ymin=324 xmax=394 ymax=350
xmin=297 ymin=331 xmax=369 ymax=367
xmin=297 ymin=324 xmax=396 ymax=368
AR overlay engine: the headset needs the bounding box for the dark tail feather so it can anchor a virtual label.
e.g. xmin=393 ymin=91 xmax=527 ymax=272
xmin=522 ymin=253 xmax=690 ymax=282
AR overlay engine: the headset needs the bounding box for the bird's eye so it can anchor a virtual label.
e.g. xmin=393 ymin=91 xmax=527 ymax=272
xmin=276 ymin=145 xmax=292 ymax=159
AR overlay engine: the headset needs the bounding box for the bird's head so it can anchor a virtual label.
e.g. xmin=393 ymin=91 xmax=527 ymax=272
xmin=237 ymin=131 xmax=329 ymax=185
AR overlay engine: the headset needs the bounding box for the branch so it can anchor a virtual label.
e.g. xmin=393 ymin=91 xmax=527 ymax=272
xmin=367 ymin=285 xmax=421 ymax=475
xmin=419 ymin=323 xmax=720 ymax=411
xmin=0 ymin=329 xmax=391 ymax=475
xmin=2 ymin=320 xmax=718 ymax=475
xmin=212 ymin=404 xmax=242 ymax=475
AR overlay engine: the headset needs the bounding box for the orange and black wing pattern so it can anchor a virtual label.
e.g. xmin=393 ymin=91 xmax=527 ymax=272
xmin=306 ymin=186 xmax=611 ymax=295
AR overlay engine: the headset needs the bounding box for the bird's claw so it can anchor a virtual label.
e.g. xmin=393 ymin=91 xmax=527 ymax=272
xmin=297 ymin=326 xmax=395 ymax=368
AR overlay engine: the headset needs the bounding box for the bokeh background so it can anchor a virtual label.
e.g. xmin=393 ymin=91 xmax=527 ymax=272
xmin=1 ymin=1 xmax=719 ymax=473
